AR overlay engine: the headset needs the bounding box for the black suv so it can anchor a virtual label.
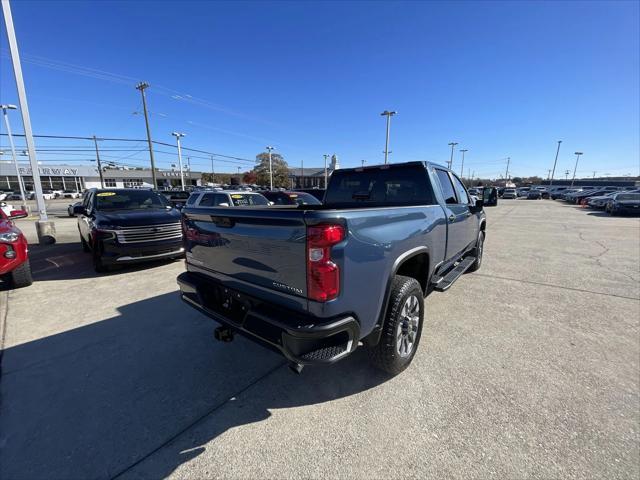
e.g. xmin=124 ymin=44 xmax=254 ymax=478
xmin=75 ymin=188 xmax=184 ymax=272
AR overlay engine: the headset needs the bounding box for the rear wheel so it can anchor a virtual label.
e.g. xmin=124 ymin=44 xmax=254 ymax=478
xmin=10 ymin=259 xmax=33 ymax=288
xmin=367 ymin=275 xmax=424 ymax=375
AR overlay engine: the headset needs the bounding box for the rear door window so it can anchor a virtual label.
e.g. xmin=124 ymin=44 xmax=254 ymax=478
xmin=434 ymin=169 xmax=458 ymax=204
xmin=198 ymin=193 xmax=216 ymax=206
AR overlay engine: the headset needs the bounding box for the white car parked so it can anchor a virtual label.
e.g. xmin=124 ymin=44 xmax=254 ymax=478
xmin=187 ymin=190 xmax=270 ymax=207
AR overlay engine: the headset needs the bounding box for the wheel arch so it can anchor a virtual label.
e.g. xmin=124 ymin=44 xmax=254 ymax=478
xmin=362 ymin=247 xmax=430 ymax=347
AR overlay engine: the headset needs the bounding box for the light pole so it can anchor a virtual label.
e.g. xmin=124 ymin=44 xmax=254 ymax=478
xmin=459 ymin=149 xmax=468 ymax=178
xmin=549 ymin=140 xmax=562 ymax=187
xmin=505 ymin=157 xmax=510 ymax=181
xmin=380 ymin=110 xmax=396 ymax=164
xmin=1 ymin=104 xmax=26 ymax=209
xmin=92 ymin=135 xmax=104 ymax=188
xmin=171 ymin=132 xmax=186 ymax=189
xmin=570 ymin=151 xmax=583 ymax=187
xmin=210 ymin=155 xmax=215 ymax=184
xmin=448 ymin=142 xmax=458 ymax=169
xmin=136 ymin=81 xmax=158 ymax=188
xmin=2 ymin=0 xmax=53 ymax=243
xmin=564 ymin=170 xmax=570 ymax=180
xmin=361 ymin=160 xmax=366 ymax=167
xmin=266 ymin=146 xmax=274 ymax=190
xmin=323 ymin=154 xmax=330 ymax=188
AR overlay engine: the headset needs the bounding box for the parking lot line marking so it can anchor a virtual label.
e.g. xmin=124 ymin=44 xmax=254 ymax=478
xmin=472 ymin=273 xmax=640 ymax=301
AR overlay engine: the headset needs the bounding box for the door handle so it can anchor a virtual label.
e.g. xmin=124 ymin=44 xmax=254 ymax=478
xmin=448 ymin=214 xmax=456 ymax=222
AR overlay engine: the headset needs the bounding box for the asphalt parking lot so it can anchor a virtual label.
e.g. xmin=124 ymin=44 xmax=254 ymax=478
xmin=1 ymin=199 xmax=639 ymax=479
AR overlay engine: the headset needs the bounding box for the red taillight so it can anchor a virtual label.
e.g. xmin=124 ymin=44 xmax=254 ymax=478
xmin=307 ymin=224 xmax=344 ymax=302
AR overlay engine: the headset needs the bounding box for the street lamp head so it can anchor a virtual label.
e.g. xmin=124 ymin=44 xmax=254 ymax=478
xmin=460 ymin=149 xmax=468 ymax=153
xmin=380 ymin=110 xmax=397 ymax=116
xmin=0 ymin=104 xmax=17 ymax=110
xmin=448 ymin=142 xmax=458 ymax=147
xmin=171 ymin=132 xmax=185 ymax=138
xmin=266 ymin=146 xmax=274 ymax=151
xmin=557 ymin=140 xmax=562 ymax=144
xmin=135 ymin=81 xmax=149 ymax=90
xmin=574 ymin=151 xmax=583 ymax=155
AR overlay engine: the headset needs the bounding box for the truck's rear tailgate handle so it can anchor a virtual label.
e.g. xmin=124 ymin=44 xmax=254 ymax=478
xmin=210 ymin=216 xmax=235 ymax=228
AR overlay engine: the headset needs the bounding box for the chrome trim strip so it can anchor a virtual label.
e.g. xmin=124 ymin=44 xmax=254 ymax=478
xmin=116 ymin=247 xmax=184 ymax=262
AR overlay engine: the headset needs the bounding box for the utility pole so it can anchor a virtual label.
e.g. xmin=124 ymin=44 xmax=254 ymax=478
xmin=448 ymin=142 xmax=458 ymax=169
xmin=1 ymin=104 xmax=26 ymax=209
xmin=171 ymin=132 xmax=186 ymax=189
xmin=547 ymin=169 xmax=552 ymax=181
xmin=135 ymin=81 xmax=157 ymax=188
xmin=361 ymin=159 xmax=366 ymax=167
xmin=564 ymin=170 xmax=570 ymax=180
xmin=210 ymin=155 xmax=215 ymax=184
xmin=592 ymin=171 xmax=596 ymax=179
xmin=570 ymin=151 xmax=583 ymax=187
xmin=505 ymin=157 xmax=510 ymax=180
xmin=92 ymin=135 xmax=105 ymax=188
xmin=381 ymin=110 xmax=397 ymax=164
xmin=266 ymin=146 xmax=274 ymax=190
xmin=460 ymin=149 xmax=468 ymax=178
xmin=323 ymin=154 xmax=330 ymax=188
xmin=549 ymin=140 xmax=562 ymax=186
xmin=187 ymin=156 xmax=191 ymax=186
xmin=2 ymin=0 xmax=53 ymax=242
xmin=301 ymin=159 xmax=304 ymax=189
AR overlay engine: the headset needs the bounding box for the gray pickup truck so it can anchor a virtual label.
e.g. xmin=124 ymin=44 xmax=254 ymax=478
xmin=178 ymin=161 xmax=487 ymax=374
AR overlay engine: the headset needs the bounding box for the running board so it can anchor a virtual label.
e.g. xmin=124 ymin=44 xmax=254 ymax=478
xmin=431 ymin=256 xmax=476 ymax=292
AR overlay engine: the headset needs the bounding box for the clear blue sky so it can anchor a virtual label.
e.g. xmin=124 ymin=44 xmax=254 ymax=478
xmin=1 ymin=0 xmax=639 ymax=178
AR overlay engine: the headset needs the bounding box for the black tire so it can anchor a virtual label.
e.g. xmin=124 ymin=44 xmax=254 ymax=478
xmin=81 ymin=235 xmax=90 ymax=252
xmin=92 ymin=246 xmax=109 ymax=273
xmin=467 ymin=231 xmax=485 ymax=273
xmin=367 ymin=275 xmax=424 ymax=375
xmin=10 ymin=259 xmax=33 ymax=288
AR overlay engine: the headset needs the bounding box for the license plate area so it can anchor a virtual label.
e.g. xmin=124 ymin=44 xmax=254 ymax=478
xmin=199 ymin=284 xmax=252 ymax=325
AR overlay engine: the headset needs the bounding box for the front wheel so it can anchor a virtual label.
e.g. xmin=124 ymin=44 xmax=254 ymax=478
xmin=92 ymin=245 xmax=110 ymax=273
xmin=10 ymin=259 xmax=33 ymax=288
xmin=467 ymin=231 xmax=485 ymax=273
xmin=367 ymin=275 xmax=424 ymax=375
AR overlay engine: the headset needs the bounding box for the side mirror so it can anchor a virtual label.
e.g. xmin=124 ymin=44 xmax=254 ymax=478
xmin=73 ymin=205 xmax=86 ymax=215
xmin=218 ymin=202 xmax=229 ymax=207
xmin=9 ymin=209 xmax=28 ymax=219
xmin=268 ymin=201 xmax=274 ymax=206
xmin=469 ymin=196 xmax=484 ymax=213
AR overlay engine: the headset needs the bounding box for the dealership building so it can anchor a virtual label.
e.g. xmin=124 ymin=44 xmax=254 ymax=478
xmin=0 ymin=163 xmax=204 ymax=191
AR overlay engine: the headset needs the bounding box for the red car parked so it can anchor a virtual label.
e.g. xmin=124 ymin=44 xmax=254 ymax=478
xmin=0 ymin=208 xmax=32 ymax=288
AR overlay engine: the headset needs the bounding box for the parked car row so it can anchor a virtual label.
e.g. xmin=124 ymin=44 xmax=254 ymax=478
xmin=551 ymin=186 xmax=640 ymax=215
xmin=0 ymin=189 xmax=83 ymax=201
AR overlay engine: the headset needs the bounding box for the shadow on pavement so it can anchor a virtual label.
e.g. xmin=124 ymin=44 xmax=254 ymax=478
xmin=23 ymin=241 xmax=181 ymax=282
xmin=0 ymin=292 xmax=390 ymax=479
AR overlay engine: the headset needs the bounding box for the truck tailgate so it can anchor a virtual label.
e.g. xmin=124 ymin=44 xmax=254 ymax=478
xmin=183 ymin=207 xmax=308 ymax=297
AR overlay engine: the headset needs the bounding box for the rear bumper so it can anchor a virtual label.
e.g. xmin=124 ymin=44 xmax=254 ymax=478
xmin=177 ymin=271 xmax=360 ymax=365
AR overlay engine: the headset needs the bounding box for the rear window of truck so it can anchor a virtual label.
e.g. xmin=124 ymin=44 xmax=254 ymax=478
xmin=324 ymin=165 xmax=435 ymax=207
